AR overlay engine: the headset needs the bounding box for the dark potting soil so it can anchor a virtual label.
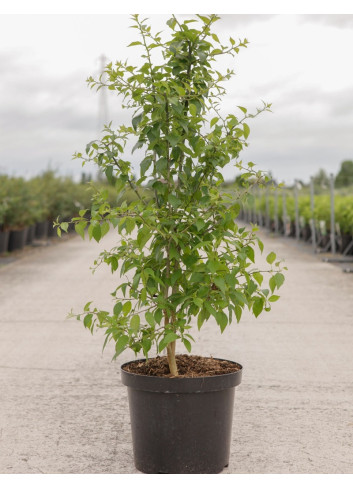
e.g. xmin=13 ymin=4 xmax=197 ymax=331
xmin=122 ymin=354 xmax=241 ymax=378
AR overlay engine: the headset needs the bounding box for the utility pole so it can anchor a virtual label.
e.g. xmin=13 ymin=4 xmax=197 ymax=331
xmin=98 ymin=54 xmax=109 ymax=131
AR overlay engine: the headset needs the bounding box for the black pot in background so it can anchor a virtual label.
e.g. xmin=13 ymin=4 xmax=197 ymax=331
xmin=26 ymin=225 xmax=35 ymax=245
xmin=8 ymin=228 xmax=28 ymax=252
xmin=68 ymin=222 xmax=76 ymax=233
xmin=0 ymin=229 xmax=10 ymax=254
xmin=35 ymin=220 xmax=49 ymax=240
xmin=121 ymin=358 xmax=243 ymax=474
xmin=47 ymin=220 xmax=57 ymax=237
xmin=339 ymin=233 xmax=353 ymax=254
xmin=301 ymin=224 xmax=311 ymax=242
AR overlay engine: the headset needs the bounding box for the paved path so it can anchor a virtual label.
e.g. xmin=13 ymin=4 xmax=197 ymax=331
xmin=0 ymin=228 xmax=352 ymax=474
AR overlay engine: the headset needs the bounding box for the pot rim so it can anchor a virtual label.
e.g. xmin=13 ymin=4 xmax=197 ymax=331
xmin=120 ymin=357 xmax=243 ymax=393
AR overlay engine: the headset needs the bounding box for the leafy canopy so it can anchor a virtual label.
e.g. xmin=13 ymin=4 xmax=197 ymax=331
xmin=56 ymin=14 xmax=285 ymax=369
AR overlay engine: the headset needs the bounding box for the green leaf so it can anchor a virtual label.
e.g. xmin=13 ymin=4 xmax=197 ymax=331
xmin=168 ymin=194 xmax=181 ymax=209
xmin=92 ymin=224 xmax=102 ymax=243
xmin=246 ymin=246 xmax=255 ymax=263
xmin=166 ymin=133 xmax=180 ymax=147
xmin=204 ymin=301 xmax=217 ymax=318
xmin=197 ymin=310 xmax=205 ymax=330
xmin=61 ymin=222 xmax=68 ymax=233
xmin=266 ymin=252 xmax=276 ymax=265
xmin=132 ymin=111 xmax=143 ymax=130
xmin=253 ymin=297 xmax=264 ymax=318
xmin=235 ymin=305 xmax=242 ymax=323
xmin=195 ymin=218 xmax=206 ymax=231
xmin=190 ymin=272 xmax=203 ymax=283
xmin=125 ymin=218 xmax=135 ymax=234
xmin=122 ymin=301 xmax=132 ymax=315
xmin=140 ymin=156 xmax=152 ymax=176
xmin=83 ymin=314 xmax=93 ymax=328
xmin=116 ymin=335 xmax=129 ymax=355
xmin=113 ymin=302 xmax=123 ymax=316
xmin=211 ymin=33 xmax=220 ymax=43
xmin=145 ymin=311 xmax=155 ymax=327
xmin=130 ymin=315 xmax=140 ymax=332
xmin=189 ymin=103 xmax=197 ymax=116
xmin=101 ymin=221 xmax=110 ymax=238
xmin=183 ymin=338 xmax=192 ymax=353
xmin=243 ymin=122 xmax=250 ymax=139
xmin=156 ymin=157 xmax=168 ymax=173
xmin=137 ymin=228 xmax=152 ymax=249
xmin=193 ymin=297 xmax=203 ymax=308
xmin=253 ymin=272 xmax=263 ymax=286
xmin=75 ymin=220 xmax=87 ymax=239
xmin=274 ymin=272 xmax=285 ymax=288
xmin=269 ymin=295 xmax=280 ymax=302
xmin=140 ymin=287 xmax=147 ymax=302
xmin=207 ymin=260 xmax=219 ymax=273
xmin=158 ymin=332 xmax=179 ymax=352
xmin=269 ymin=276 xmax=276 ymax=293
xmin=213 ymin=277 xmax=226 ymax=294
xmin=210 ymin=116 xmax=219 ymax=127
xmin=166 ymin=17 xmax=177 ymax=29
xmin=154 ymin=309 xmax=163 ymax=324
xmin=215 ymin=311 xmax=228 ymax=332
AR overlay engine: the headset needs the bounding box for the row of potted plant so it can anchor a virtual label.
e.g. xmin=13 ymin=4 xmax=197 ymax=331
xmin=240 ymin=188 xmax=353 ymax=253
xmin=0 ymin=171 xmax=123 ymax=254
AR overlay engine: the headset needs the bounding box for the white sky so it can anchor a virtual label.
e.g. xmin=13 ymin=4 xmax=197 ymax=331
xmin=1 ymin=7 xmax=353 ymax=184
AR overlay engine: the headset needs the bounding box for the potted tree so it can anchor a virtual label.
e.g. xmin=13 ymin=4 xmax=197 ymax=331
xmin=56 ymin=14 xmax=285 ymax=474
xmin=3 ymin=177 xmax=33 ymax=252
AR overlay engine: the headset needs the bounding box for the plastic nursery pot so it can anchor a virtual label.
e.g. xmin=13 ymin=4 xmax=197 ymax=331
xmin=47 ymin=221 xmax=57 ymax=237
xmin=121 ymin=358 xmax=243 ymax=474
xmin=26 ymin=224 xmax=35 ymax=245
xmin=0 ymin=229 xmax=10 ymax=254
xmin=35 ymin=220 xmax=49 ymax=240
xmin=8 ymin=228 xmax=28 ymax=252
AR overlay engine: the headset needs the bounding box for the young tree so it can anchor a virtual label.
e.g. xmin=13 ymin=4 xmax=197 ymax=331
xmin=56 ymin=14 xmax=285 ymax=376
xmin=335 ymin=160 xmax=353 ymax=188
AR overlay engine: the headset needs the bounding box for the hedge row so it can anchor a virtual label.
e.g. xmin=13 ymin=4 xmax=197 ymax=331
xmin=245 ymin=189 xmax=353 ymax=236
xmin=0 ymin=171 xmax=149 ymax=232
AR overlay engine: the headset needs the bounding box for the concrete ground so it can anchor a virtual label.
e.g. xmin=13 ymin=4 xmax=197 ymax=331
xmin=0 ymin=228 xmax=352 ymax=474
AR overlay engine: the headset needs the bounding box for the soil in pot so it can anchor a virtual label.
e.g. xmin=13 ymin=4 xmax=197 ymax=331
xmin=121 ymin=355 xmax=242 ymax=474
xmin=123 ymin=354 xmax=241 ymax=378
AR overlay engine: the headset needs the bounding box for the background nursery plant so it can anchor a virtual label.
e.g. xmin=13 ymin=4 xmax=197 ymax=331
xmin=57 ymin=14 xmax=285 ymax=377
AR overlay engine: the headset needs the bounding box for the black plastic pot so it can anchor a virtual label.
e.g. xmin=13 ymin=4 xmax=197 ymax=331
xmin=8 ymin=228 xmax=28 ymax=252
xmin=35 ymin=220 xmax=49 ymax=240
xmin=301 ymin=224 xmax=311 ymax=242
xmin=340 ymin=233 xmax=353 ymax=254
xmin=26 ymin=224 xmax=35 ymax=245
xmin=121 ymin=358 xmax=242 ymax=474
xmin=0 ymin=229 xmax=10 ymax=254
xmin=47 ymin=220 xmax=57 ymax=237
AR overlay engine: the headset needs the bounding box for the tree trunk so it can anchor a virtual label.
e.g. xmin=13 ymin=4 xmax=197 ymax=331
xmin=167 ymin=341 xmax=178 ymax=376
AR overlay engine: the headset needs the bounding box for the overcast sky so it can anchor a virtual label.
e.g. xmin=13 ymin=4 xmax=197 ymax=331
xmin=1 ymin=14 xmax=353 ymax=184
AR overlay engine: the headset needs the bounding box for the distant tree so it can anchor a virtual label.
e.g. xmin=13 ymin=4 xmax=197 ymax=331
xmin=312 ymin=168 xmax=329 ymax=189
xmin=335 ymin=160 xmax=353 ymax=188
